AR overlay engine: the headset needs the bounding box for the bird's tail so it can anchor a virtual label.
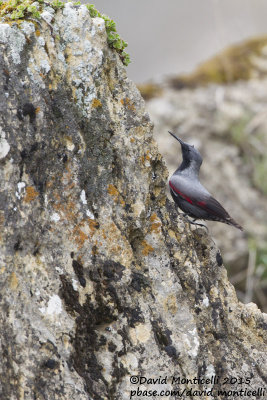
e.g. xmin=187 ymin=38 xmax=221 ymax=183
xmin=226 ymin=217 xmax=243 ymax=231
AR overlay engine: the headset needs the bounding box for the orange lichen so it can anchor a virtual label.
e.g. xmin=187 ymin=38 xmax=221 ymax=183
xmin=141 ymin=240 xmax=154 ymax=256
xmin=121 ymin=97 xmax=136 ymax=112
xmin=108 ymin=184 xmax=119 ymax=197
xmin=140 ymin=151 xmax=151 ymax=165
xmin=150 ymin=213 xmax=161 ymax=233
xmin=72 ymin=226 xmax=88 ymax=249
xmin=53 ymin=199 xmax=76 ymax=222
xmin=24 ymin=186 xmax=39 ymax=203
xmin=35 ymin=29 xmax=40 ymax=36
xmin=66 ymin=182 xmax=75 ymax=190
xmin=35 ymin=106 xmax=41 ymax=113
xmin=107 ymin=184 xmax=125 ymax=206
xmin=92 ymin=98 xmax=102 ymax=108
xmin=88 ymin=218 xmax=99 ymax=234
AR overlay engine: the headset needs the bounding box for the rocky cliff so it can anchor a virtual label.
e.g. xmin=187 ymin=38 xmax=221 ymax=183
xmin=146 ymin=74 xmax=267 ymax=312
xmin=0 ymin=3 xmax=266 ymax=399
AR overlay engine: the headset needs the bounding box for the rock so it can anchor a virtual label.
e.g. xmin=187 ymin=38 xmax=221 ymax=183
xmin=147 ymin=81 xmax=267 ymax=296
xmin=0 ymin=3 xmax=266 ymax=399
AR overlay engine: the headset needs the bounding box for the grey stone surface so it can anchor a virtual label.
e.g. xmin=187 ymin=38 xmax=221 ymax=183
xmin=0 ymin=3 xmax=266 ymax=399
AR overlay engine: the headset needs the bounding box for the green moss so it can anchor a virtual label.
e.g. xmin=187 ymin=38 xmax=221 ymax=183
xmin=86 ymin=4 xmax=130 ymax=66
xmin=51 ymin=0 xmax=65 ymax=9
xmin=0 ymin=0 xmax=130 ymax=66
xmin=0 ymin=0 xmax=41 ymax=20
xmin=170 ymin=36 xmax=267 ymax=88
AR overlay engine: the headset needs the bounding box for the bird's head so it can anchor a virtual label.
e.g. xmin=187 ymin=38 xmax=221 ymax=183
xmin=168 ymin=131 xmax=203 ymax=167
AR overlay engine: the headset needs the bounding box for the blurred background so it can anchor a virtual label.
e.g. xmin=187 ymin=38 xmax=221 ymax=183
xmin=92 ymin=0 xmax=267 ymax=311
xmin=93 ymin=0 xmax=267 ymax=83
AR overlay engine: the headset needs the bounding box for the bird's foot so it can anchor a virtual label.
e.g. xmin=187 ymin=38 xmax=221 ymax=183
xmin=181 ymin=214 xmax=209 ymax=232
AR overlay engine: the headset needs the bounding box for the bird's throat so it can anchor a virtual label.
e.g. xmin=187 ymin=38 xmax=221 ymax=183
xmin=178 ymin=159 xmax=200 ymax=175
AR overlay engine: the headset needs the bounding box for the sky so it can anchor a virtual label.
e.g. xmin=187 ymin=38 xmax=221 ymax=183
xmin=91 ymin=0 xmax=267 ymax=83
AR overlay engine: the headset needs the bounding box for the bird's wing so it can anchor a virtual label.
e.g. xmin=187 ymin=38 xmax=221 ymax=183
xmin=169 ymin=178 xmax=243 ymax=230
xmin=169 ymin=180 xmax=230 ymax=219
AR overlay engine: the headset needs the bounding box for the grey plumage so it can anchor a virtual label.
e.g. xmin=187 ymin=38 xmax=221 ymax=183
xmin=168 ymin=131 xmax=243 ymax=231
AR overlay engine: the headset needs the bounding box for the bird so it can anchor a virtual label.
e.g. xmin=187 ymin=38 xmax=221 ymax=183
xmin=168 ymin=131 xmax=243 ymax=231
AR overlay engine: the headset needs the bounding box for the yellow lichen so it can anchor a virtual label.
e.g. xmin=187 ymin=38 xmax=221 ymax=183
xmin=92 ymin=98 xmax=102 ymax=108
xmin=24 ymin=186 xmax=39 ymax=203
xmin=108 ymin=184 xmax=119 ymax=197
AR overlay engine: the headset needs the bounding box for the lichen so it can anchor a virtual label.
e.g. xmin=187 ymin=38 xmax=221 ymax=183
xmin=24 ymin=186 xmax=39 ymax=202
xmin=0 ymin=0 xmax=131 ymax=66
xmin=91 ymin=98 xmax=102 ymax=108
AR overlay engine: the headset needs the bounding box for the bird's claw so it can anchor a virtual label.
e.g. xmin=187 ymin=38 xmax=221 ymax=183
xmin=181 ymin=214 xmax=209 ymax=232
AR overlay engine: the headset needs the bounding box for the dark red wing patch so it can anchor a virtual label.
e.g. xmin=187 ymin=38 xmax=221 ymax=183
xmin=169 ymin=181 xmax=193 ymax=204
xmin=196 ymin=201 xmax=206 ymax=207
xmin=169 ymin=181 xmax=230 ymax=219
xmin=169 ymin=180 xmax=243 ymax=230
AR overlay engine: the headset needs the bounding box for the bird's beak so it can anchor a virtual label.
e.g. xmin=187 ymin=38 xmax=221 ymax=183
xmin=168 ymin=131 xmax=186 ymax=146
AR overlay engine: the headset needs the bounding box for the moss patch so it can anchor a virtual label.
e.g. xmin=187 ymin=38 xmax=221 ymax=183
xmin=137 ymin=82 xmax=163 ymax=101
xmin=0 ymin=0 xmax=130 ymax=66
xmin=169 ymin=36 xmax=267 ymax=89
xmin=87 ymin=4 xmax=130 ymax=66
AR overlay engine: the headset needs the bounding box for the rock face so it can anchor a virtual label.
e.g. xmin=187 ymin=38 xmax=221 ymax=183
xmin=0 ymin=3 xmax=266 ymax=399
xmin=146 ymin=79 xmax=267 ymax=310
